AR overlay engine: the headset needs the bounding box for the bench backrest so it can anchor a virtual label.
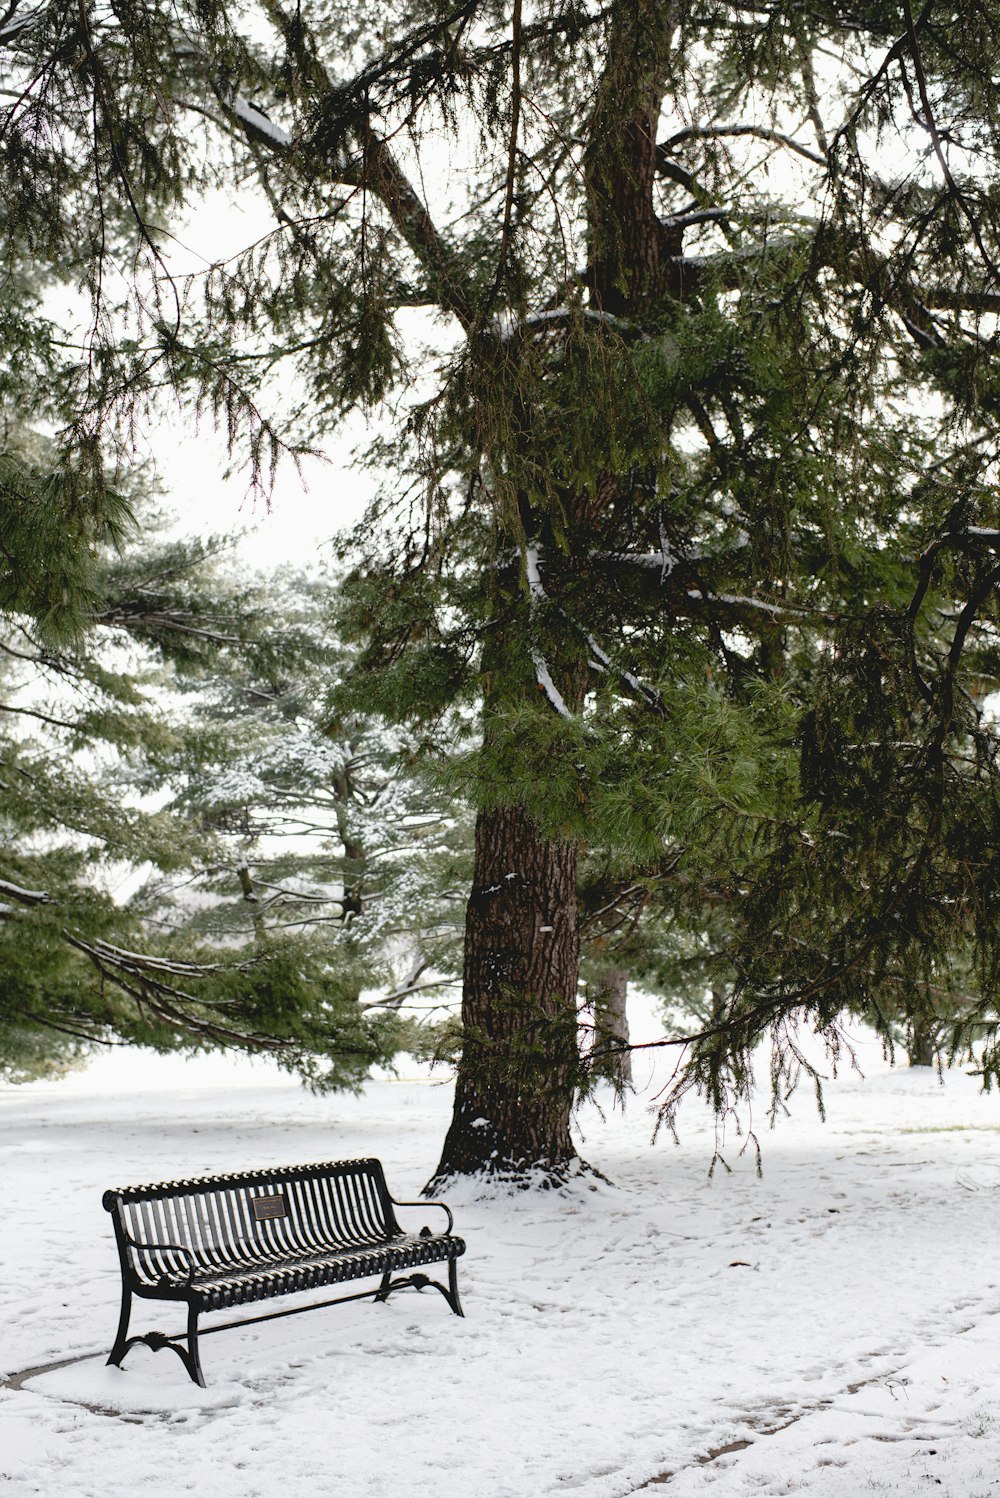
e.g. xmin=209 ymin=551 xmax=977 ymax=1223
xmin=103 ymin=1158 xmax=400 ymax=1286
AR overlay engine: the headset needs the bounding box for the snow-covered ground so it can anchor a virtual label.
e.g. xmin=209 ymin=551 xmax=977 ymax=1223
xmin=3 ymin=1019 xmax=1000 ymax=1498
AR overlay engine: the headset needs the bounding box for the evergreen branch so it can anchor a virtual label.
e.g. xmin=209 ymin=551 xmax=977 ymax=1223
xmin=677 ymin=226 xmax=1000 ymax=324
xmin=524 ymin=541 xmax=664 ymax=712
xmin=794 ymin=29 xmax=831 ymax=159
xmin=284 ymin=0 xmax=480 ymax=113
xmin=907 ymin=535 xmax=950 ymax=705
xmin=364 ymin=973 xmax=459 ymax=1011
xmin=254 ymin=0 xmax=476 ymax=328
xmin=0 ymin=874 xmax=51 ymax=905
xmin=578 ymin=880 xmax=660 ymax=939
xmin=360 ymin=130 xmax=474 ymax=327
xmin=32 ymin=1014 xmax=120 ymax=1046
xmin=90 ymin=606 xmax=245 ymax=646
xmin=250 ymin=879 xmax=347 ymax=907
xmin=827 ymin=6 xmax=928 ymax=161
xmin=900 ymin=0 xmax=1000 ymax=286
xmin=0 ymin=701 xmax=81 ymax=731
xmin=929 ymin=561 xmax=1000 ymax=759
xmin=0 ymin=638 xmax=54 ymax=666
xmin=521 ymin=540 xmax=572 ymax=718
xmin=74 ymin=0 xmax=182 ymax=348
xmin=0 ymin=5 xmax=37 ymax=42
xmin=683 ymin=588 xmax=829 ymax=624
xmin=180 ymin=12 xmax=474 ymax=328
xmin=658 ymin=125 xmax=827 ymax=170
xmin=65 ymin=935 xmax=242 ymax=980
xmin=64 ymin=933 xmax=291 ymax=1051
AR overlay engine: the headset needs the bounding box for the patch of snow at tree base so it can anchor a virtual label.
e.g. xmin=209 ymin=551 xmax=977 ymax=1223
xmin=3 ymin=1023 xmax=1000 ymax=1497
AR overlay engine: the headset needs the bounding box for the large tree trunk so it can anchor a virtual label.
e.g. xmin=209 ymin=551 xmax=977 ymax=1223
xmin=429 ymin=3 xmax=676 ymax=1191
xmin=428 ymin=804 xmax=583 ymax=1186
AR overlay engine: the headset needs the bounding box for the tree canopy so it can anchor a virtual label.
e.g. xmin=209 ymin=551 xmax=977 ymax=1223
xmin=4 ymin=1 xmax=1000 ymax=1181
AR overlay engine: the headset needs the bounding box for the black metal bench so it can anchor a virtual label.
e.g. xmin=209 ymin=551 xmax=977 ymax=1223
xmin=102 ymin=1157 xmax=465 ymax=1385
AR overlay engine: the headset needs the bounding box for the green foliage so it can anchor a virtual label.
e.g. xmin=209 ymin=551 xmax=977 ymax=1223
xmin=8 ymin=0 xmax=1000 ymax=1142
xmin=0 ymin=472 xmax=423 ymax=1084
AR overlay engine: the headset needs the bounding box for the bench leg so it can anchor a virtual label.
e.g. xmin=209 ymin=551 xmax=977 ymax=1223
xmin=107 ymin=1283 xmax=133 ymax=1368
xmin=183 ymin=1302 xmax=206 ymax=1388
xmin=446 ymin=1257 xmax=464 ymax=1319
xmin=106 ymin=1295 xmax=206 ymax=1387
xmin=374 ymin=1260 xmax=464 ymax=1318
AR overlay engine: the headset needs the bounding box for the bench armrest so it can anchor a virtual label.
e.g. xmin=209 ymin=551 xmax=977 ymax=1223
xmin=389 ymin=1197 xmax=455 ymax=1236
xmin=123 ymin=1232 xmax=197 ymax=1286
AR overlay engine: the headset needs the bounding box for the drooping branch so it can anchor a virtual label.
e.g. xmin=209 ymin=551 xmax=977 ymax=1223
xmin=657 ymin=124 xmax=827 ymax=170
xmin=900 ymin=0 xmax=1000 ymax=286
xmin=63 ymin=931 xmax=291 ymax=1050
xmin=232 ymin=0 xmax=477 ymax=328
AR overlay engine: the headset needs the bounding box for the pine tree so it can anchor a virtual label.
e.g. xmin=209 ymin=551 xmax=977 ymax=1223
xmin=6 ymin=2 xmax=1000 ymax=1181
xmin=0 ymin=483 xmax=412 ymax=1084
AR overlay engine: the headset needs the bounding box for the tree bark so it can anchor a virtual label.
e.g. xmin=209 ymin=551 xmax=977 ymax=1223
xmin=908 ymin=1012 xmax=937 ymax=1068
xmin=429 ymin=803 xmax=582 ymax=1186
xmin=593 ymin=966 xmax=633 ymax=1087
xmin=584 ymin=0 xmax=680 ymax=314
xmin=429 ymin=2 xmax=677 ymax=1190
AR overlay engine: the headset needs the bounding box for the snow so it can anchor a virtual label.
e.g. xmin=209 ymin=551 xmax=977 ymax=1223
xmin=603 ymin=549 xmax=681 ymax=573
xmin=523 ymin=543 xmax=573 ymax=718
xmin=531 ymin=647 xmax=573 ymax=718
xmin=3 ymin=1017 xmax=1000 ymax=1497
xmin=686 ymin=588 xmax=804 ymax=619
xmin=525 ymin=542 xmax=547 ymax=604
xmin=0 ymin=877 xmax=50 ymax=905
xmin=229 ymin=96 xmax=293 ymax=150
xmin=498 ymin=308 xmax=631 ymax=343
xmin=0 ymin=9 xmax=41 ymax=42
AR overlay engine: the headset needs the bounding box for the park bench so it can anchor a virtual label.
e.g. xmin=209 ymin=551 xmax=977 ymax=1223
xmin=102 ymin=1157 xmax=465 ymax=1386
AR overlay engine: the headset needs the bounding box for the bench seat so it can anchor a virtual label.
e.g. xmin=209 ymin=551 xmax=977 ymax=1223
xmin=189 ymin=1232 xmax=464 ymax=1311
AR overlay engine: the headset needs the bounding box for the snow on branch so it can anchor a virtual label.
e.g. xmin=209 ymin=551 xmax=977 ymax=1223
xmin=531 ymin=649 xmax=573 ymax=719
xmin=585 ymin=633 xmax=661 ymax=711
xmin=498 ymin=306 xmax=636 ymax=344
xmin=686 ymin=587 xmax=817 ymax=621
xmin=228 ymin=94 xmax=293 ymax=150
xmin=525 ymin=542 xmax=661 ymax=713
xmin=66 ymin=935 xmax=237 ymax=979
xmin=594 ymin=548 xmax=682 ymax=576
xmin=0 ymin=7 xmax=42 ymax=42
xmin=0 ymin=876 xmax=51 ymax=906
xmin=523 ymin=542 xmax=574 ymax=718
xmin=524 ymin=541 xmax=547 ymax=603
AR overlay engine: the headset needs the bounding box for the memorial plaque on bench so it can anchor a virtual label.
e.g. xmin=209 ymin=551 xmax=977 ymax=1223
xmin=251 ymin=1193 xmax=288 ymax=1222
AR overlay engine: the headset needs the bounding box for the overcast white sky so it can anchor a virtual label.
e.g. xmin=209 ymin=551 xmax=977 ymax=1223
xmin=146 ymin=192 xmax=373 ymax=569
xmin=143 ymin=403 xmax=374 ymax=570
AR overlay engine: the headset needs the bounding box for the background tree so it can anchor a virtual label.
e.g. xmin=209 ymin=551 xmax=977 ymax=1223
xmin=0 ymin=469 xmax=414 ymax=1084
xmin=5 ymin=2 xmax=1000 ymax=1185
